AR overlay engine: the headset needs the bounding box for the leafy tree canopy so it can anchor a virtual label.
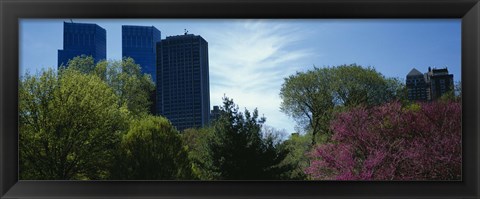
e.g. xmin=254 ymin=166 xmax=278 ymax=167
xmin=19 ymin=68 xmax=128 ymax=180
xmin=278 ymin=132 xmax=312 ymax=180
xmin=62 ymin=55 xmax=155 ymax=116
xmin=102 ymin=57 xmax=155 ymax=116
xmin=20 ymin=57 xmax=160 ymax=180
xmin=110 ymin=115 xmax=193 ymax=180
xmin=280 ymin=64 xmax=405 ymax=145
xmin=181 ymin=127 xmax=217 ymax=180
xmin=61 ymin=54 xmax=97 ymax=74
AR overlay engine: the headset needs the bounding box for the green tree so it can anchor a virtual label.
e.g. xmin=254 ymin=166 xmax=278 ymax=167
xmin=280 ymin=64 xmax=404 ymax=145
xmin=61 ymin=55 xmax=96 ymax=74
xmin=110 ymin=115 xmax=193 ymax=180
xmin=280 ymin=67 xmax=335 ymax=146
xmin=207 ymin=97 xmax=292 ymax=180
xmin=62 ymin=56 xmax=155 ymax=116
xmin=19 ymin=68 xmax=128 ymax=180
xmin=102 ymin=57 xmax=155 ymax=116
xmin=440 ymin=81 xmax=461 ymax=102
xmin=181 ymin=127 xmax=217 ymax=180
xmin=278 ymin=132 xmax=312 ymax=180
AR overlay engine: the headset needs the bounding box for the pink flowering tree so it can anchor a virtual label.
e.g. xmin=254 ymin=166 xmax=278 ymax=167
xmin=305 ymin=101 xmax=461 ymax=180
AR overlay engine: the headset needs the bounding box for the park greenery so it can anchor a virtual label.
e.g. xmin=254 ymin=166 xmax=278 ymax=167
xmin=279 ymin=64 xmax=406 ymax=146
xmin=19 ymin=57 xmax=461 ymax=180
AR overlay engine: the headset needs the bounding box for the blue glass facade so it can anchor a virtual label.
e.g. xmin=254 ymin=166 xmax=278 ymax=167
xmin=58 ymin=22 xmax=106 ymax=68
xmin=122 ymin=25 xmax=161 ymax=83
xmin=157 ymin=34 xmax=210 ymax=131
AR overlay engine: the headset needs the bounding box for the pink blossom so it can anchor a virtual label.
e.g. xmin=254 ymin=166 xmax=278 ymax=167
xmin=306 ymin=101 xmax=461 ymax=180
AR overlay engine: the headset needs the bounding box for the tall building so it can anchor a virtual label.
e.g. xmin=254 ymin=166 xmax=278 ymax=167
xmin=406 ymin=67 xmax=454 ymax=101
xmin=58 ymin=22 xmax=106 ymax=68
xmin=123 ymin=25 xmax=161 ymax=115
xmin=156 ymin=33 xmax=210 ymax=131
xmin=122 ymin=25 xmax=161 ymax=83
xmin=406 ymin=68 xmax=429 ymax=101
xmin=426 ymin=67 xmax=454 ymax=100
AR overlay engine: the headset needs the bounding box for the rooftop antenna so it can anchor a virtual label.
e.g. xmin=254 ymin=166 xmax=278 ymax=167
xmin=184 ymin=29 xmax=189 ymax=35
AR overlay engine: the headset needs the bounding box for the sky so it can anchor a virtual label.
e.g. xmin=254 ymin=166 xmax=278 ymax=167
xmin=19 ymin=19 xmax=462 ymax=134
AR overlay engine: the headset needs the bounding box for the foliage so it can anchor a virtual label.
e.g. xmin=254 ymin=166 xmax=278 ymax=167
xmin=62 ymin=55 xmax=96 ymax=74
xmin=19 ymin=57 xmax=165 ymax=180
xmin=181 ymin=127 xmax=217 ymax=180
xmin=305 ymin=101 xmax=461 ymax=180
xmin=110 ymin=115 xmax=192 ymax=180
xmin=440 ymin=81 xmax=461 ymax=102
xmin=278 ymin=132 xmax=312 ymax=180
xmin=206 ymin=97 xmax=293 ymax=180
xmin=280 ymin=64 xmax=405 ymax=145
xmin=25 ymin=57 xmax=456 ymax=181
xmin=62 ymin=55 xmax=155 ymax=116
xmin=19 ymin=68 xmax=128 ymax=180
xmin=101 ymin=57 xmax=155 ymax=116
xmin=279 ymin=66 xmax=334 ymax=146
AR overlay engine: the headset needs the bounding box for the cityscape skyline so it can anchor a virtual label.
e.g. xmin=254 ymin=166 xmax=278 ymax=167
xmin=20 ymin=19 xmax=462 ymax=134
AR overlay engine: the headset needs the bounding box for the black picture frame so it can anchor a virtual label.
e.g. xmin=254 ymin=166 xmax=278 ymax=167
xmin=1 ymin=0 xmax=479 ymax=198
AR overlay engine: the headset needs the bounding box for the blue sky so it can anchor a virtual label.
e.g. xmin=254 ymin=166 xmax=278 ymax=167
xmin=19 ymin=19 xmax=461 ymax=134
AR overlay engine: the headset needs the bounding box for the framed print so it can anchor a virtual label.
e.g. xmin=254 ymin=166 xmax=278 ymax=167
xmin=1 ymin=0 xmax=479 ymax=198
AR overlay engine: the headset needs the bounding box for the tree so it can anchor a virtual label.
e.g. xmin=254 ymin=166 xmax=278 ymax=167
xmin=61 ymin=55 xmax=96 ymax=74
xmin=277 ymin=132 xmax=311 ymax=180
xmin=62 ymin=56 xmax=155 ymax=116
xmin=280 ymin=64 xmax=404 ymax=145
xmin=305 ymin=101 xmax=461 ymax=180
xmin=110 ymin=115 xmax=193 ymax=180
xmin=206 ymin=97 xmax=292 ymax=180
xmin=280 ymin=67 xmax=334 ymax=146
xmin=440 ymin=80 xmax=461 ymax=102
xmin=98 ymin=57 xmax=156 ymax=116
xmin=181 ymin=127 xmax=217 ymax=180
xmin=19 ymin=68 xmax=128 ymax=180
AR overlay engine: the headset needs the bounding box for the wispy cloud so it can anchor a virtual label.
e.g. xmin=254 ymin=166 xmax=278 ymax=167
xmin=200 ymin=20 xmax=312 ymax=133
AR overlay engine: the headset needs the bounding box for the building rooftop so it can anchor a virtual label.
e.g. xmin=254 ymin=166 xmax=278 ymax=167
xmin=431 ymin=68 xmax=449 ymax=76
xmin=165 ymin=34 xmax=196 ymax=39
xmin=407 ymin=68 xmax=423 ymax=77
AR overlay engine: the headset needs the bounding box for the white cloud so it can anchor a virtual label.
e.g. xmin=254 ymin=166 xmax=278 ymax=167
xmin=200 ymin=20 xmax=312 ymax=133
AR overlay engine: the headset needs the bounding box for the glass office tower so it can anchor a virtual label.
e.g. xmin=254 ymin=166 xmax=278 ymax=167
xmin=122 ymin=25 xmax=161 ymax=83
xmin=58 ymin=22 xmax=106 ymax=68
xmin=157 ymin=34 xmax=210 ymax=131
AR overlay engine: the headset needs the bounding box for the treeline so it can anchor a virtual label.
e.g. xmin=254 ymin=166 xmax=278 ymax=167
xmin=19 ymin=58 xmax=461 ymax=180
xmin=19 ymin=56 xmax=293 ymax=180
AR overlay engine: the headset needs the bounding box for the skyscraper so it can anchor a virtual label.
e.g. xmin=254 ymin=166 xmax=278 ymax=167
xmin=58 ymin=22 xmax=106 ymax=68
xmin=426 ymin=67 xmax=454 ymax=100
xmin=406 ymin=68 xmax=429 ymax=101
xmin=406 ymin=67 xmax=454 ymax=101
xmin=122 ymin=25 xmax=161 ymax=83
xmin=156 ymin=33 xmax=210 ymax=131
